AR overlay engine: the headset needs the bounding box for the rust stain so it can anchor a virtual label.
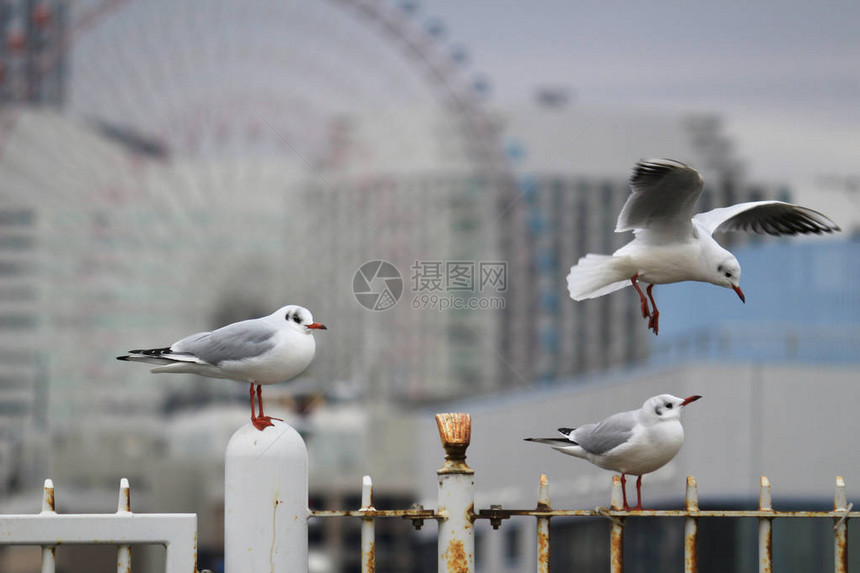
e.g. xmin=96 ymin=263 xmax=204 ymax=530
xmin=759 ymin=524 xmax=772 ymax=573
xmin=610 ymin=523 xmax=624 ymax=573
xmin=363 ymin=540 xmax=376 ymax=573
xmin=537 ymin=526 xmax=549 ymax=573
xmin=835 ymin=531 xmax=848 ymax=573
xmin=444 ymin=539 xmax=470 ymax=573
xmin=684 ymin=526 xmax=697 ymax=572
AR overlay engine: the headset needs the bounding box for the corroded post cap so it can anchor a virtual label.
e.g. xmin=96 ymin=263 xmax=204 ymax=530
xmin=436 ymin=412 xmax=473 ymax=474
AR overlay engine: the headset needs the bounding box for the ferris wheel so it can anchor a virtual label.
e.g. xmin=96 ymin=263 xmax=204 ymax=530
xmin=64 ymin=0 xmax=503 ymax=168
xmin=0 ymin=1 xmax=527 ymax=418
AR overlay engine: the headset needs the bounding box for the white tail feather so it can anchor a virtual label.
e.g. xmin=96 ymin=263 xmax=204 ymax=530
xmin=566 ymin=254 xmax=630 ymax=300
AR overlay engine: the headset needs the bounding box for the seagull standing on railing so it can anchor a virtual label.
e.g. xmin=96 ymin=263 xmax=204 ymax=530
xmin=525 ymin=394 xmax=701 ymax=510
xmin=567 ymin=159 xmax=840 ymax=334
xmin=118 ymin=305 xmax=326 ymax=431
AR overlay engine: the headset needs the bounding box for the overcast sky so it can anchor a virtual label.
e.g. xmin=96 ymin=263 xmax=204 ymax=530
xmin=421 ymin=0 xmax=860 ymax=224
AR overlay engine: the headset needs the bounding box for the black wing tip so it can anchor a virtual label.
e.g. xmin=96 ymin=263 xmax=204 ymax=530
xmin=128 ymin=347 xmax=172 ymax=356
xmin=746 ymin=204 xmax=842 ymax=236
xmin=630 ymin=158 xmax=693 ymax=184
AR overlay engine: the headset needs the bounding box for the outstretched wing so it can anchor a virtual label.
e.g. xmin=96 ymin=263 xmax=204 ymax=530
xmin=693 ymin=201 xmax=840 ymax=236
xmin=616 ymin=159 xmax=704 ymax=239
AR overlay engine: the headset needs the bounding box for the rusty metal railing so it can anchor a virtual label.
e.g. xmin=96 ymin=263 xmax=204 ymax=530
xmin=310 ymin=412 xmax=857 ymax=573
xmin=1 ymin=412 xmax=853 ymax=572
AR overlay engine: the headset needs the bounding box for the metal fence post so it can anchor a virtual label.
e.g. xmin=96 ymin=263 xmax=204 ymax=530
xmin=436 ymin=413 xmax=475 ymax=573
xmin=40 ymin=479 xmax=56 ymax=573
xmin=758 ymin=476 xmax=773 ymax=573
xmin=116 ymin=478 xmax=132 ymax=573
xmin=536 ymin=474 xmax=550 ymax=573
xmin=609 ymin=475 xmax=625 ymax=573
xmin=684 ymin=476 xmax=699 ymax=573
xmin=834 ymin=476 xmax=850 ymax=573
xmin=360 ymin=475 xmax=376 ymax=573
xmin=225 ymin=421 xmax=309 ymax=573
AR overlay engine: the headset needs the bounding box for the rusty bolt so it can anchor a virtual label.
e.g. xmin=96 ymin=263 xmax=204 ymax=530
xmin=408 ymin=503 xmax=426 ymax=530
xmin=489 ymin=504 xmax=504 ymax=530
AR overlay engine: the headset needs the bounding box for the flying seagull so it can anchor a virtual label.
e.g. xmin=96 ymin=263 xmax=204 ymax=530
xmin=526 ymin=394 xmax=701 ymax=510
xmin=567 ymin=159 xmax=840 ymax=334
xmin=118 ymin=305 xmax=326 ymax=430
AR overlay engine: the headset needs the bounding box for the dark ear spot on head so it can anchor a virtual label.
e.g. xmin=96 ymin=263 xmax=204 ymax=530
xmin=655 ymin=406 xmax=663 ymax=416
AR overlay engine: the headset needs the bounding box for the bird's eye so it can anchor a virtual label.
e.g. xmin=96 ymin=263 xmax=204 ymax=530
xmin=665 ymin=403 xmax=673 ymax=409
xmin=292 ymin=315 xmax=302 ymax=324
xmin=724 ymin=272 xmax=732 ymax=278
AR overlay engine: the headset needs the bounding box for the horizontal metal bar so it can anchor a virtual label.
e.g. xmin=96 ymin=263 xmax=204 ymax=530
xmin=310 ymin=508 xmax=858 ymax=520
xmin=475 ymin=509 xmax=860 ymax=519
xmin=310 ymin=509 xmax=439 ymax=519
xmin=0 ymin=513 xmax=197 ymax=545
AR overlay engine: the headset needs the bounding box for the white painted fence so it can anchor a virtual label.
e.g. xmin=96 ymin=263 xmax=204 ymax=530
xmin=0 ymin=478 xmax=196 ymax=573
xmin=0 ymin=412 xmax=856 ymax=572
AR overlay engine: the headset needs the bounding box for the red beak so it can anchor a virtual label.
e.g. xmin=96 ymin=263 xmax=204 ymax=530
xmin=681 ymin=395 xmax=702 ymax=406
xmin=307 ymin=323 xmax=327 ymax=330
xmin=732 ymin=284 xmax=745 ymax=303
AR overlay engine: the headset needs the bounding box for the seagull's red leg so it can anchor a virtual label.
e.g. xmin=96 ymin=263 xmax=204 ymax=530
xmin=620 ymin=473 xmax=631 ymax=511
xmin=252 ymin=384 xmax=281 ymax=431
xmin=646 ymin=284 xmax=659 ymax=335
xmin=630 ymin=274 xmax=651 ymax=320
xmin=634 ymin=475 xmax=644 ymax=510
xmin=249 ymin=384 xmax=258 ymax=422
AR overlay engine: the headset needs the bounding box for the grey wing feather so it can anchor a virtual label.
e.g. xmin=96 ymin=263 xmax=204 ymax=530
xmin=693 ymin=201 xmax=840 ymax=236
xmin=172 ymin=320 xmax=277 ymax=365
xmin=572 ymin=410 xmax=636 ymax=455
xmin=616 ymin=159 xmax=704 ymax=236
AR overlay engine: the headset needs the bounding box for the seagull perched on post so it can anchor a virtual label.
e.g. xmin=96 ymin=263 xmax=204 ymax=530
xmin=525 ymin=394 xmax=701 ymax=510
xmin=567 ymin=159 xmax=840 ymax=334
xmin=117 ymin=305 xmax=326 ymax=431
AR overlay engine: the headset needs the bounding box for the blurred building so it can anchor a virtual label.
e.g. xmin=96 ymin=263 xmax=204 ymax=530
xmin=0 ymin=0 xmax=68 ymax=106
xmin=416 ymin=238 xmax=860 ymax=573
xmin=298 ymin=110 xmax=504 ymax=403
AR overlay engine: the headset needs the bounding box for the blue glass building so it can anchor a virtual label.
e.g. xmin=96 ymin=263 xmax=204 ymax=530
xmin=651 ymin=238 xmax=860 ymax=365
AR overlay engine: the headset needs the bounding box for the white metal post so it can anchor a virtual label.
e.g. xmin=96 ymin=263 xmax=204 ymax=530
xmin=40 ymin=479 xmax=56 ymax=573
xmin=758 ymin=476 xmax=773 ymax=573
xmin=536 ymin=474 xmax=550 ymax=573
xmin=225 ymin=421 xmax=309 ymax=573
xmin=116 ymin=478 xmax=132 ymax=573
xmin=610 ymin=475 xmax=625 ymax=573
xmin=684 ymin=476 xmax=699 ymax=573
xmin=834 ymin=476 xmax=850 ymax=573
xmin=435 ymin=413 xmax=475 ymax=573
xmin=360 ymin=475 xmax=375 ymax=573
